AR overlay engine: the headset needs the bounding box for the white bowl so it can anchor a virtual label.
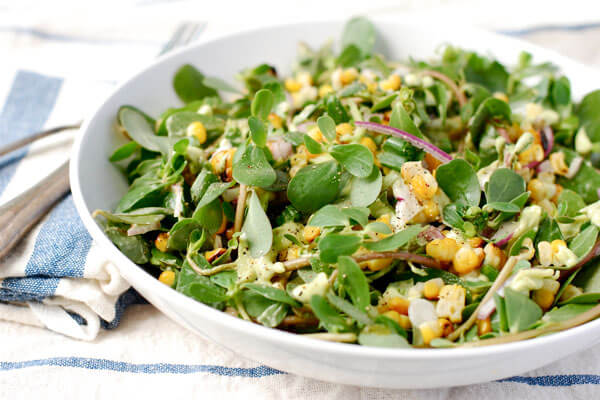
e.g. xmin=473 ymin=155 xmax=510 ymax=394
xmin=70 ymin=18 xmax=600 ymax=389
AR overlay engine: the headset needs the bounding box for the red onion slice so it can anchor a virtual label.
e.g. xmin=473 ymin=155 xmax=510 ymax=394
xmin=420 ymin=70 xmax=467 ymax=107
xmin=419 ymin=225 xmax=445 ymax=241
xmin=355 ymin=121 xmax=453 ymax=164
xmin=525 ymin=126 xmax=554 ymax=169
xmin=477 ymin=275 xmax=515 ymax=320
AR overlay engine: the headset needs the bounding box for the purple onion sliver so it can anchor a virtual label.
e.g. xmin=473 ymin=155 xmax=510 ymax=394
xmin=494 ymin=232 xmax=514 ymax=247
xmin=541 ymin=126 xmax=554 ymax=159
xmin=355 ymin=121 xmax=453 ymax=164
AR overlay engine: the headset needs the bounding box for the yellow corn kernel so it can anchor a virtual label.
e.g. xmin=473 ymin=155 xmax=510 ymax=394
xmin=158 ymin=270 xmax=176 ymax=287
xmin=419 ymin=320 xmax=443 ymax=346
xmin=468 ymin=238 xmax=484 ymax=248
xmin=285 ymin=78 xmax=302 ymax=92
xmin=297 ymin=71 xmax=313 ymax=87
xmin=410 ymin=174 xmax=438 ymax=201
xmin=551 ymin=239 xmax=567 ymax=255
xmin=549 ymin=152 xmax=569 ymax=176
xmin=335 ymin=122 xmax=354 ymax=139
xmin=379 ymin=74 xmax=402 ymax=91
xmin=400 ymin=161 xmax=423 ymax=182
xmin=397 ymin=314 xmax=412 ymax=330
xmin=532 ymin=279 xmax=560 ymax=311
xmin=453 ymin=246 xmax=484 ymax=275
xmin=155 ymin=232 xmax=169 ymax=253
xmin=186 ymin=121 xmax=207 ymax=144
xmin=340 ymin=68 xmax=358 ymax=85
xmin=528 ymin=178 xmax=557 ymax=202
xmin=268 ymin=113 xmax=283 ymax=129
xmin=493 ymin=92 xmax=509 ymax=103
xmin=286 ymin=245 xmax=301 ymax=261
xmin=520 ymin=237 xmax=536 ymax=260
xmin=205 ymin=248 xmax=226 ymax=263
xmin=308 ymin=126 xmax=325 ymax=143
xmin=382 ymin=310 xmax=403 ymax=325
xmin=538 ymin=241 xmax=553 ymax=266
xmin=436 ymin=284 xmax=466 ymax=323
xmin=438 ymin=318 xmax=454 ymax=337
xmin=420 ymin=200 xmax=438 ymax=222
xmin=477 ymin=317 xmax=492 ymax=336
xmin=365 ymin=257 xmax=393 ymax=271
xmin=426 ymin=238 xmax=460 ymax=263
xmin=518 ymin=143 xmax=545 ymax=165
xmin=388 ymin=296 xmax=410 ymax=315
xmin=303 ymin=226 xmax=321 ymax=243
xmin=483 ymin=243 xmax=506 ymax=269
xmin=360 ymin=136 xmax=377 ymax=154
xmin=318 ymin=84 xmax=334 ymax=98
xmin=210 ymin=148 xmax=236 ymax=176
xmin=423 ymin=278 xmax=444 ymax=300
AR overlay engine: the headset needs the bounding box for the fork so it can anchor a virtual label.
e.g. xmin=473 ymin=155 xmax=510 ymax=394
xmin=0 ymin=21 xmax=205 ymax=260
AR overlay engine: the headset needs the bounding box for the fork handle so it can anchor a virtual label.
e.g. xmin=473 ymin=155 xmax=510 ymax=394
xmin=0 ymin=161 xmax=70 ymax=260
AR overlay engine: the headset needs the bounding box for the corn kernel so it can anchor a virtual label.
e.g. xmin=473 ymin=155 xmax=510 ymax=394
xmin=410 ymin=174 xmax=438 ymax=201
xmin=186 ymin=121 xmax=207 ymax=144
xmin=468 ymin=237 xmax=484 ymax=248
xmin=560 ymin=284 xmax=583 ymax=302
xmin=419 ymin=320 xmax=443 ymax=346
xmin=422 ymin=200 xmax=440 ymax=221
xmin=423 ymin=278 xmax=444 ymax=300
xmin=379 ymin=74 xmax=402 ymax=91
xmin=438 ymin=318 xmax=454 ymax=337
xmin=453 ymin=246 xmax=484 ymax=274
xmin=518 ymin=143 xmax=544 ymax=165
xmin=538 ymin=241 xmax=553 ymax=266
xmin=318 ymin=84 xmax=334 ymax=98
xmin=340 ymin=68 xmax=358 ymax=85
xmin=205 ymin=248 xmax=226 ymax=263
xmin=285 ymin=78 xmax=302 ymax=92
xmin=549 ymin=152 xmax=569 ymax=176
xmin=365 ymin=257 xmax=393 ymax=271
xmin=286 ymin=245 xmax=301 ymax=261
xmin=477 ymin=317 xmax=492 ymax=335
xmin=397 ymin=314 xmax=412 ymax=330
xmin=307 ymin=126 xmax=325 ymax=144
xmin=210 ymin=148 xmax=236 ymax=176
xmin=426 ymin=238 xmax=460 ymax=263
xmin=216 ymin=214 xmax=227 ymax=234
xmin=436 ymin=284 xmax=466 ymax=323
xmin=268 ymin=113 xmax=283 ymax=129
xmin=388 ymin=296 xmax=410 ymax=315
xmin=551 ymin=240 xmax=567 ymax=254
xmin=297 ymin=71 xmax=313 ymax=87
xmin=493 ymin=92 xmax=509 ymax=103
xmin=483 ymin=243 xmax=506 ymax=269
xmin=532 ymin=280 xmax=560 ymax=311
xmin=335 ymin=122 xmax=354 ymax=139
xmin=158 ymin=270 xmax=176 ymax=287
xmin=303 ymin=226 xmax=321 ymax=243
xmin=400 ymin=161 xmax=424 ymax=182
xmin=360 ymin=136 xmax=377 ymax=154
xmin=155 ymin=232 xmax=169 ymax=253
xmin=382 ymin=310 xmax=403 ymax=325
xmin=528 ymin=178 xmax=557 ymax=202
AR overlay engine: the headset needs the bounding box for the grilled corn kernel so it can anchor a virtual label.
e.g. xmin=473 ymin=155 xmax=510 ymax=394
xmin=340 ymin=68 xmax=358 ymax=85
xmin=532 ymin=279 xmax=560 ymax=310
xmin=549 ymin=152 xmax=569 ymax=176
xmin=520 ymin=237 xmax=536 ymax=260
xmin=423 ymin=278 xmax=444 ymax=300
xmin=410 ymin=174 xmax=438 ymax=201
xmin=335 ymin=122 xmax=354 ymax=140
xmin=268 ymin=113 xmax=283 ymax=129
xmin=365 ymin=257 xmax=394 ymax=271
xmin=303 ymin=226 xmax=321 ymax=243
xmin=538 ymin=241 xmax=553 ymax=266
xmin=285 ymin=78 xmax=302 ymax=92
xmin=382 ymin=310 xmax=403 ymax=325
xmin=158 ymin=270 xmax=176 ymax=287
xmin=318 ymin=84 xmax=334 ymax=98
xmin=210 ymin=148 xmax=236 ymax=175
xmin=286 ymin=245 xmax=301 ymax=261
xmin=205 ymin=248 xmax=226 ymax=263
xmin=397 ymin=314 xmax=412 ymax=330
xmin=426 ymin=238 xmax=460 ymax=263
xmin=528 ymin=178 xmax=557 ymax=202
xmin=477 ymin=317 xmax=492 ymax=336
xmin=483 ymin=243 xmax=506 ymax=269
xmin=400 ymin=161 xmax=424 ymax=182
xmin=493 ymin=92 xmax=509 ymax=103
xmin=438 ymin=318 xmax=454 ymax=337
xmin=468 ymin=237 xmax=484 ymax=248
xmin=422 ymin=200 xmax=440 ymax=221
xmin=155 ymin=232 xmax=169 ymax=253
xmin=388 ymin=296 xmax=410 ymax=315
xmin=186 ymin=121 xmax=207 ymax=144
xmin=379 ymin=74 xmax=402 ymax=91
xmin=518 ymin=143 xmax=545 ymax=165
xmin=308 ymin=126 xmax=325 ymax=143
xmin=360 ymin=136 xmax=377 ymax=154
xmin=551 ymin=240 xmax=567 ymax=254
xmin=419 ymin=320 xmax=443 ymax=346
xmin=560 ymin=284 xmax=583 ymax=302
xmin=453 ymin=246 xmax=484 ymax=274
xmin=436 ymin=284 xmax=466 ymax=323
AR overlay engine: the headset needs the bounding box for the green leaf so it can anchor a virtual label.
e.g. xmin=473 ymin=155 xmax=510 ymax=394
xmin=94 ymin=208 xmax=168 ymax=226
xmin=232 ymin=144 xmax=277 ymax=188
xmin=504 ymin=287 xmax=542 ymax=333
xmin=436 ymin=159 xmax=481 ymax=206
xmin=190 ymin=169 xmax=219 ymax=204
xmin=573 ymin=259 xmax=600 ymax=293
xmin=363 ymin=225 xmax=424 ymax=252
xmin=569 ymin=225 xmax=599 ymax=260
xmin=326 ymin=292 xmax=372 ymax=325
xmin=336 ymin=44 xmax=362 ymax=68
xmin=494 ymin=293 xmax=508 ymax=332
xmin=109 ymin=141 xmax=139 ymax=162
xmin=244 ymin=283 xmax=301 ymax=307
xmin=389 ymin=102 xmax=424 ymax=138
xmin=337 ymin=256 xmax=370 ymax=310
xmin=256 ymin=303 xmax=289 ymax=328
xmin=358 ymin=326 xmax=410 ymax=348
xmin=287 ymin=161 xmax=342 ymax=213
xmin=104 ymin=226 xmax=150 ymax=264
xmin=173 ymin=64 xmax=218 ymax=103
xmin=558 ymin=148 xmax=600 ymax=203
xmin=202 ymin=76 xmax=240 ymax=93
xmin=242 ymin=190 xmax=273 ymax=258
xmin=177 ymin=262 xmax=227 ymax=308
xmin=192 ymin=199 xmax=223 ymax=234
xmin=325 ymin=95 xmax=350 ymax=124
xmin=168 ymin=218 xmax=201 ymax=251
xmin=115 ymin=177 xmax=168 ymax=213
xmin=318 ymin=234 xmax=361 ymax=263
xmin=340 ymin=16 xmax=376 ymax=56
xmin=310 ymin=295 xmax=349 ymax=333
xmin=535 ymin=217 xmax=564 ymax=248
xmin=248 ymin=116 xmax=267 ymax=147
xmin=430 ymin=83 xmax=450 ymax=125
xmin=118 ymin=107 xmax=170 ymax=154
xmin=557 ymin=189 xmax=586 ymax=218
xmin=196 ymin=181 xmax=235 ymax=209
xmin=485 ymin=202 xmax=520 ymax=213
xmin=560 ymin=293 xmax=600 ymax=305
xmin=317 ymin=115 xmax=337 ymax=142
xmin=330 ymin=144 xmax=374 ymax=178
xmin=469 ymin=97 xmax=512 ymax=145
xmin=303 ymin=133 xmax=323 ymax=154
xmin=371 ymin=94 xmax=397 ymax=112
xmin=165 ymin=112 xmax=221 ymax=138
xmin=543 ymin=304 xmax=595 ymax=323
xmin=349 ymin=167 xmax=382 ymax=207
xmin=577 ymin=89 xmax=600 ymax=142
xmin=309 ymin=205 xmax=348 ymax=227
xmin=251 ymin=89 xmax=274 ymax=121
xmin=340 ymin=207 xmax=370 ymax=226
xmin=486 ymin=168 xmax=526 ymax=203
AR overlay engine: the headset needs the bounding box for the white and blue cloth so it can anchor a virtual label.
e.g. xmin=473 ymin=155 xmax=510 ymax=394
xmin=1 ymin=5 xmax=600 ymax=397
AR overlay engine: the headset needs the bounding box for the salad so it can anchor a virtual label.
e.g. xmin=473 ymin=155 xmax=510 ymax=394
xmin=96 ymin=18 xmax=600 ymax=348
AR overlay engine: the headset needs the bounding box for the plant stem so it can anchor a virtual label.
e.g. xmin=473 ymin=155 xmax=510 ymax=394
xmin=233 ymin=184 xmax=248 ymax=233
xmin=186 ymin=254 xmax=235 ymax=276
xmin=301 ymin=332 xmax=357 ymax=343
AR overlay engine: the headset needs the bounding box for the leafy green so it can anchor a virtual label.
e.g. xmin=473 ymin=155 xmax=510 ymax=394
xmin=168 ymin=219 xmax=201 ymax=251
xmin=310 ymin=295 xmax=349 ymax=333
xmin=241 ymin=191 xmax=273 ymax=258
xmin=340 ymin=17 xmax=376 ymax=56
xmin=244 ymin=283 xmax=301 ymax=307
xmin=319 ymin=234 xmax=361 ymax=263
xmin=104 ymin=226 xmax=150 ymax=264
xmin=436 ymin=159 xmax=481 ymax=206
xmin=232 ymin=144 xmax=277 ymax=188
xmin=363 ymin=225 xmax=423 ymax=252
xmin=337 ymin=256 xmax=370 ymax=310
xmin=504 ymin=287 xmax=542 ymax=333
xmin=577 ymin=89 xmax=600 ymax=141
xmin=469 ymin=98 xmax=511 ymax=145
xmin=251 ymin=89 xmax=274 ymax=121
xmin=330 ymin=144 xmax=374 ymax=178
xmin=287 ymin=161 xmax=342 ymax=213
xmin=248 ymin=116 xmax=267 ymax=147
xmin=349 ymin=167 xmax=382 ymax=207
xmin=173 ymin=64 xmax=218 ymax=103
xmin=486 ymin=168 xmax=526 ymax=203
